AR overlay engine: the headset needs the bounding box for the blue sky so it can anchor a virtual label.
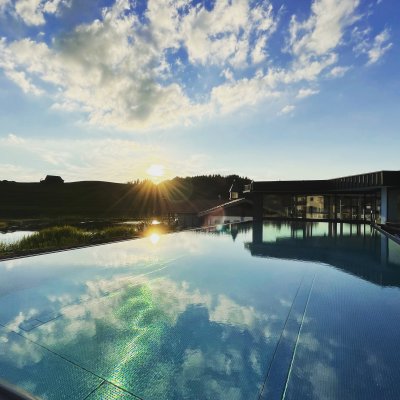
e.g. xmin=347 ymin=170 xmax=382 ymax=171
xmin=0 ymin=0 xmax=398 ymax=182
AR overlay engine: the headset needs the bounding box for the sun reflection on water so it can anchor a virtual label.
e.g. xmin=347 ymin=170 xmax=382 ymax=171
xmin=149 ymin=233 xmax=160 ymax=245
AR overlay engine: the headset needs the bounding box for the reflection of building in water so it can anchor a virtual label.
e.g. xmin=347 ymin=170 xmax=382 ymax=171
xmin=200 ymin=221 xmax=253 ymax=242
xmin=246 ymin=221 xmax=400 ymax=288
xmin=245 ymin=170 xmax=400 ymax=224
xmin=201 ymin=215 xmax=253 ymax=226
xmin=199 ymin=198 xmax=253 ymax=226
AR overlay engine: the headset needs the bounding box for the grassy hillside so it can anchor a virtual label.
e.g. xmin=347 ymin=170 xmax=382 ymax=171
xmin=0 ymin=175 xmax=251 ymax=218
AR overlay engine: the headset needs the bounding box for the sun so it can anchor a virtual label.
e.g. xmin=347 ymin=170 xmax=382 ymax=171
xmin=146 ymin=164 xmax=165 ymax=182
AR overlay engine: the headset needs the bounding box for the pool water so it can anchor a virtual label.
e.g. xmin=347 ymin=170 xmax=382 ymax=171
xmin=0 ymin=230 xmax=35 ymax=245
xmin=0 ymin=221 xmax=400 ymax=400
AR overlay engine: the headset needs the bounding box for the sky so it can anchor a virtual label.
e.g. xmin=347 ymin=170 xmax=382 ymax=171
xmin=0 ymin=0 xmax=398 ymax=183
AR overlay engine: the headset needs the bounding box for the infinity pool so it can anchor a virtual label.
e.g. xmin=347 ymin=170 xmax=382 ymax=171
xmin=1 ymin=221 xmax=400 ymax=400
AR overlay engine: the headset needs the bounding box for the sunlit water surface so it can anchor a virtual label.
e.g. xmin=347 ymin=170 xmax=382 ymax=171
xmin=0 ymin=231 xmax=34 ymax=245
xmin=0 ymin=221 xmax=400 ymax=400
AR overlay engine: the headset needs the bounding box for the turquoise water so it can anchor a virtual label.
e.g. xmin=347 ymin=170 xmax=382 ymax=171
xmin=0 ymin=221 xmax=400 ymax=399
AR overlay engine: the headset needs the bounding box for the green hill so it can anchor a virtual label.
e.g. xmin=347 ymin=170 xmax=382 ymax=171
xmin=0 ymin=175 xmax=251 ymax=218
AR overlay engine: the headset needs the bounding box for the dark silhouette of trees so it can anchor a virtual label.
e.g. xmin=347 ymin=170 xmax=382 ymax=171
xmin=0 ymin=174 xmax=251 ymax=218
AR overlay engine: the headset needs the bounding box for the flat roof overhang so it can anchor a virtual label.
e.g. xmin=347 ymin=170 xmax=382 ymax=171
xmin=245 ymin=170 xmax=400 ymax=194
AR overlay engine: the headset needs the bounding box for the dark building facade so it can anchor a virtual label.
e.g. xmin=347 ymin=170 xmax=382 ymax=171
xmin=245 ymin=171 xmax=400 ymax=224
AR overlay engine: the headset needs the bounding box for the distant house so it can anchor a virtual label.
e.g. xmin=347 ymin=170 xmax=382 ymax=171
xmin=40 ymin=175 xmax=64 ymax=184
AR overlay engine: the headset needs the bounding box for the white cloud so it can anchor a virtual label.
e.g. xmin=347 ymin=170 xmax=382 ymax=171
xmin=181 ymin=0 xmax=248 ymax=66
xmin=297 ymin=88 xmax=319 ymax=98
xmin=0 ymin=163 xmax=38 ymax=181
xmin=6 ymin=133 xmax=26 ymax=144
xmin=0 ymin=0 xmax=10 ymax=11
xmin=288 ymin=0 xmax=360 ymax=57
xmin=352 ymin=26 xmax=392 ymax=65
xmin=0 ymin=134 xmax=213 ymax=182
xmin=4 ymin=69 xmax=43 ymax=95
xmin=221 ymin=69 xmax=234 ymax=82
xmin=251 ymin=36 xmax=268 ymax=64
xmin=366 ymin=29 xmax=392 ymax=65
xmin=210 ymin=74 xmax=282 ymax=115
xmin=42 ymin=0 xmax=69 ymax=14
xmin=328 ymin=65 xmax=351 ymax=77
xmin=280 ymin=105 xmax=295 ymax=115
xmin=1 ymin=0 xmax=279 ymax=130
xmin=179 ymin=0 xmax=276 ymax=68
xmin=50 ymin=100 xmax=85 ymax=113
xmin=352 ymin=26 xmax=371 ymax=53
xmin=10 ymin=0 xmax=70 ymax=25
xmin=0 ymin=0 xmax=389 ymax=131
xmin=15 ymin=0 xmax=45 ymax=25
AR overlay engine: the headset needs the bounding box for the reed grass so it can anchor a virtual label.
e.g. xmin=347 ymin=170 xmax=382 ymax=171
xmin=0 ymin=225 xmax=140 ymax=256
